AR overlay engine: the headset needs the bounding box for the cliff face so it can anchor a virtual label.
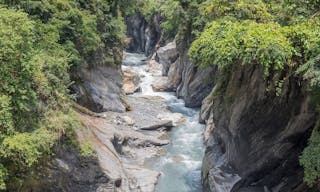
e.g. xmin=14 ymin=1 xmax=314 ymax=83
xmin=156 ymin=40 xmax=216 ymax=107
xmin=175 ymin=49 xmax=216 ymax=108
xmin=72 ymin=49 xmax=127 ymax=113
xmin=21 ymin=145 xmax=115 ymax=192
xmin=126 ymin=12 xmax=161 ymax=56
xmin=200 ymin=64 xmax=317 ymax=192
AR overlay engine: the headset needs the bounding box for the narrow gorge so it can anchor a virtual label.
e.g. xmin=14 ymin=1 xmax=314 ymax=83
xmin=0 ymin=1 xmax=319 ymax=192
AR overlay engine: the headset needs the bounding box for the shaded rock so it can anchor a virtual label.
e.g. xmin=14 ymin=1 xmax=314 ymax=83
xmin=140 ymin=120 xmax=173 ymax=131
xmin=73 ymin=64 xmax=126 ymax=113
xmin=175 ymin=52 xmax=217 ymax=107
xmin=21 ymin=144 xmax=116 ymax=192
xmin=165 ymin=57 xmax=183 ymax=91
xmin=126 ymin=12 xmax=161 ymax=56
xmin=156 ymin=42 xmax=179 ymax=76
xmin=207 ymin=167 xmax=241 ymax=192
xmin=157 ymin=40 xmax=216 ymax=106
xmin=122 ymin=66 xmax=141 ymax=95
xmin=201 ymin=64 xmax=317 ymax=192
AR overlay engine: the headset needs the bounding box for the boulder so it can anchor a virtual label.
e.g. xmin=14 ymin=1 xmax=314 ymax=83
xmin=151 ymin=77 xmax=169 ymax=92
xmin=122 ymin=66 xmax=141 ymax=95
xmin=156 ymin=42 xmax=179 ymax=76
xmin=119 ymin=115 xmax=135 ymax=126
xmin=140 ymin=120 xmax=173 ymax=131
xmin=156 ymin=113 xmax=186 ymax=126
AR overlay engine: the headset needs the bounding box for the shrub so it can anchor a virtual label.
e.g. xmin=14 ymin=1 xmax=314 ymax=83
xmin=189 ymin=20 xmax=293 ymax=77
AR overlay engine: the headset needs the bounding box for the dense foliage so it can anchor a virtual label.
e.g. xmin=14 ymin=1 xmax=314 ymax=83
xmin=0 ymin=0 xmax=128 ymax=190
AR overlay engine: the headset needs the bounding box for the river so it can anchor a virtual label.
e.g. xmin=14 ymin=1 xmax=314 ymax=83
xmin=123 ymin=52 xmax=205 ymax=192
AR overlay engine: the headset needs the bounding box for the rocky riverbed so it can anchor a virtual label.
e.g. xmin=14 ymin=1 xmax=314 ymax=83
xmin=78 ymin=95 xmax=182 ymax=192
xmin=64 ymin=51 xmax=203 ymax=192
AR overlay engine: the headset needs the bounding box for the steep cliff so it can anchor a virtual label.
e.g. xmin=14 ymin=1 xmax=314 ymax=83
xmin=126 ymin=12 xmax=161 ymax=56
xmin=72 ymin=49 xmax=127 ymax=113
xmin=200 ymin=64 xmax=318 ymax=192
xmin=156 ymin=36 xmax=216 ymax=107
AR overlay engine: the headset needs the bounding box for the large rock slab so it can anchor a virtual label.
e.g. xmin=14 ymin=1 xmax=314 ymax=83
xmin=140 ymin=120 xmax=173 ymax=131
xmin=156 ymin=42 xmax=179 ymax=76
xmin=73 ymin=64 xmax=126 ymax=113
xmin=124 ymin=164 xmax=160 ymax=192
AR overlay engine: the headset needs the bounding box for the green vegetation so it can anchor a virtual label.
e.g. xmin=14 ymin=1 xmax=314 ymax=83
xmin=190 ymin=20 xmax=294 ymax=77
xmin=0 ymin=0 xmax=128 ymax=190
xmin=79 ymin=142 xmax=97 ymax=158
xmin=300 ymin=123 xmax=320 ymax=186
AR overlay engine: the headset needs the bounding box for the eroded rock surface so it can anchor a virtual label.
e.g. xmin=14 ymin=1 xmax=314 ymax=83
xmin=82 ymin=95 xmax=182 ymax=191
xmin=200 ymin=64 xmax=317 ymax=192
xmin=126 ymin=12 xmax=161 ymax=56
xmin=154 ymin=41 xmax=216 ymax=107
xmin=73 ymin=61 xmax=126 ymax=113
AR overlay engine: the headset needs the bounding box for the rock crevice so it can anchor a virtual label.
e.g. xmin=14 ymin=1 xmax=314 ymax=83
xmin=126 ymin=12 xmax=161 ymax=56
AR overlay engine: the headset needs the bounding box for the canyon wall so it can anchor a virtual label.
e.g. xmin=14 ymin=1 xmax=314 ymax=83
xmin=199 ymin=64 xmax=318 ymax=191
xmin=72 ymin=49 xmax=127 ymax=113
xmin=126 ymin=12 xmax=161 ymax=56
xmin=156 ymin=37 xmax=216 ymax=107
xmin=154 ymin=22 xmax=318 ymax=192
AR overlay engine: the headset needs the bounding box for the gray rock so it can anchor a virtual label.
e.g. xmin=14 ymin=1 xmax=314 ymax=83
xmin=73 ymin=63 xmax=126 ymax=113
xmin=156 ymin=42 xmax=179 ymax=76
xmin=151 ymin=41 xmax=216 ymax=108
xmin=151 ymin=77 xmax=170 ymax=92
xmin=21 ymin=145 xmax=116 ymax=192
xmin=165 ymin=47 xmax=216 ymax=107
xmin=126 ymin=13 xmax=161 ymax=56
xmin=165 ymin=56 xmax=183 ymax=90
xmin=119 ymin=115 xmax=136 ymax=126
xmin=176 ymin=55 xmax=216 ymax=107
xmin=201 ymin=64 xmax=317 ymax=192
xmin=140 ymin=120 xmax=173 ymax=131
